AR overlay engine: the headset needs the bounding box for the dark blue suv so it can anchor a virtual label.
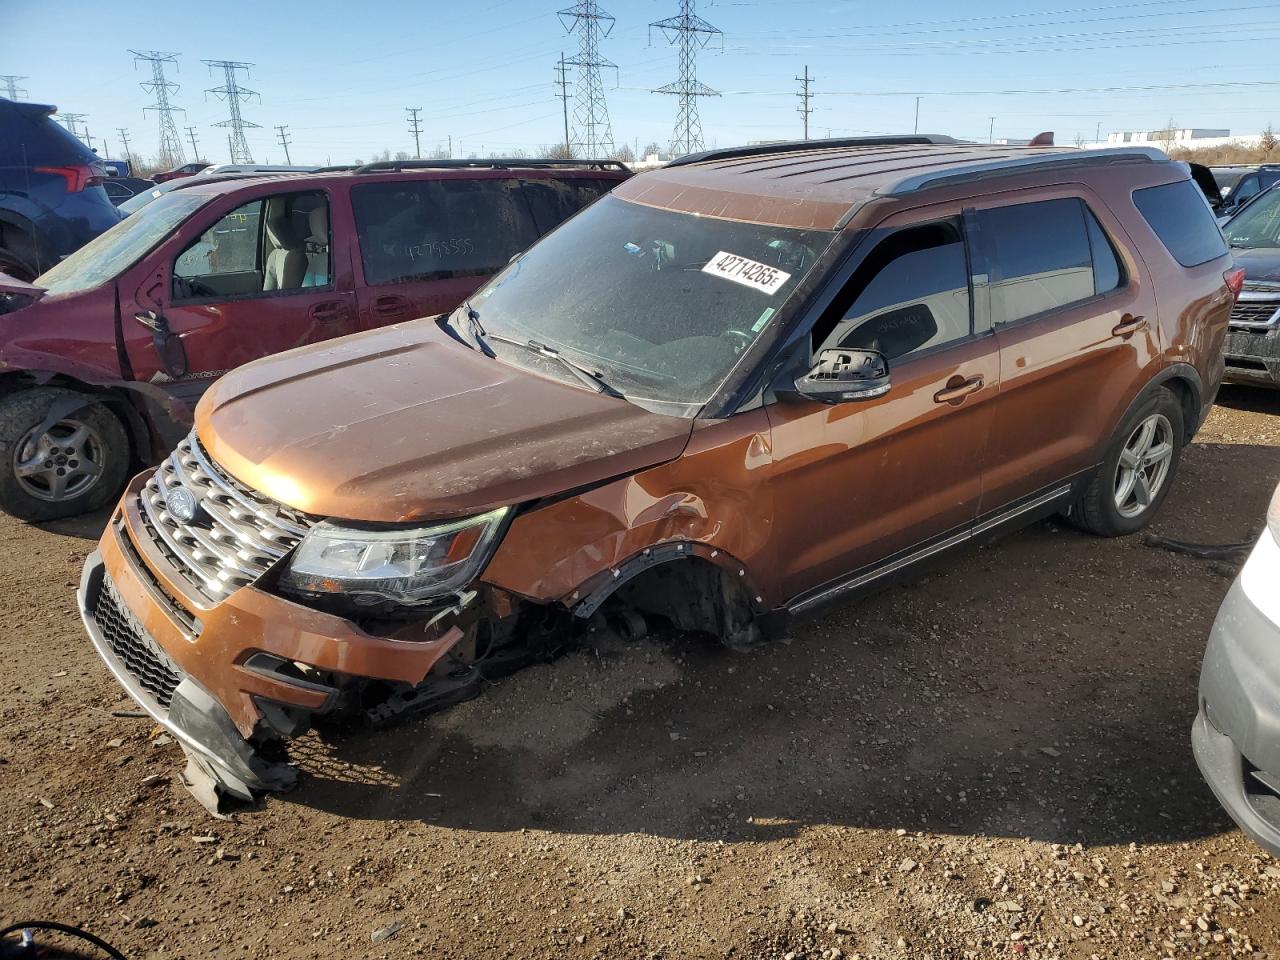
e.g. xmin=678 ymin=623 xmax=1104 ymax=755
xmin=0 ymin=97 xmax=121 ymax=281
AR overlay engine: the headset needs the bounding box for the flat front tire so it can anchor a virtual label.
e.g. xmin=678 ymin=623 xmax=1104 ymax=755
xmin=0 ymin=388 xmax=130 ymax=521
xmin=1069 ymin=386 xmax=1185 ymax=537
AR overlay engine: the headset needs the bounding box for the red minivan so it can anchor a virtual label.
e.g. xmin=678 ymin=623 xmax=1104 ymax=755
xmin=0 ymin=160 xmax=629 ymax=520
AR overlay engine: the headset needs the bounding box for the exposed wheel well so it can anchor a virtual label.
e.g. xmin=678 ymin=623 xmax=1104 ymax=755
xmin=0 ymin=373 xmax=148 ymax=467
xmin=603 ymin=556 xmax=763 ymax=649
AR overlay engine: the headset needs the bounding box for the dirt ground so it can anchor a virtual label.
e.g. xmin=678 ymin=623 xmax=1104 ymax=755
xmin=4 ymin=388 xmax=1280 ymax=959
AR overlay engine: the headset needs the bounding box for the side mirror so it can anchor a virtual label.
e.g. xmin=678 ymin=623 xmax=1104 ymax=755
xmin=134 ymin=310 xmax=189 ymax=379
xmin=793 ymin=348 xmax=891 ymax=403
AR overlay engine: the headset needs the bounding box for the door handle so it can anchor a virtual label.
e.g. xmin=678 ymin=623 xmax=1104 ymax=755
xmin=934 ymin=375 xmax=984 ymax=405
xmin=309 ymin=301 xmax=350 ymax=323
xmin=1111 ymin=314 xmax=1148 ymax=338
xmin=371 ymin=294 xmax=412 ymax=319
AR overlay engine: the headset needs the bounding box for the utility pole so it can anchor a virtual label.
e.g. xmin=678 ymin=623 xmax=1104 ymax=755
xmin=796 ymin=66 xmax=813 ymax=140
xmin=117 ymin=127 xmax=133 ymax=164
xmin=405 ymin=107 xmax=423 ymax=159
xmin=204 ymin=60 xmax=259 ymax=164
xmin=988 ymin=116 xmax=995 ymax=143
xmin=82 ymin=125 xmax=94 ymax=152
xmin=914 ymin=96 xmax=921 ymax=134
xmin=274 ymin=124 xmax=292 ymax=163
xmin=0 ymin=75 xmax=28 ymax=100
xmin=650 ymin=0 xmax=722 ymax=158
xmin=1096 ymin=121 xmax=1102 ymax=144
xmin=448 ymin=134 xmax=453 ymax=158
xmin=131 ymin=50 xmax=187 ymax=168
xmin=554 ymin=53 xmax=572 ymax=154
xmin=185 ymin=126 xmax=200 ymax=160
xmin=559 ymin=1 xmax=617 ymax=156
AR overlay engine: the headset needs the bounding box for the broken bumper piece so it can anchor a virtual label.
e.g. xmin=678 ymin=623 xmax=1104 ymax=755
xmin=79 ymin=551 xmax=295 ymax=810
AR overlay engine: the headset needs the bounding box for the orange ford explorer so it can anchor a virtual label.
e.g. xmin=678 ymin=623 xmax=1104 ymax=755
xmin=79 ymin=136 xmax=1241 ymax=807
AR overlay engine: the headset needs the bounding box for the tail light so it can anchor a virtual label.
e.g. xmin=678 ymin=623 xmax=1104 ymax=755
xmin=33 ymin=163 xmax=104 ymax=193
xmin=1225 ymin=267 xmax=1246 ymax=299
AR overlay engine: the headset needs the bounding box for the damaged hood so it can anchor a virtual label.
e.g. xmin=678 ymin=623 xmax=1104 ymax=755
xmin=195 ymin=321 xmax=695 ymax=523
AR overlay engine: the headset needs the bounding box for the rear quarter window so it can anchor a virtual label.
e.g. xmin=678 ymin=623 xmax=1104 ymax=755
xmin=351 ymin=178 xmax=540 ymax=285
xmin=521 ymin=177 xmax=619 ymax=234
xmin=1133 ymin=179 xmax=1228 ymax=268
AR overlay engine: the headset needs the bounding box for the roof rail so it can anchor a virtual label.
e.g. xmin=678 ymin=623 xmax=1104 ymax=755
xmin=882 ymin=146 xmax=1167 ymax=196
xmin=666 ymin=135 xmax=965 ymax=168
xmin=164 ymin=170 xmax=309 ymax=191
xmin=351 ymin=158 xmax=631 ymax=175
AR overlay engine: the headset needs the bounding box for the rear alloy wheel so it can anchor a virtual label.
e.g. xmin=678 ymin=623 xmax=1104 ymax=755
xmin=1069 ymin=386 xmax=1184 ymax=537
xmin=1113 ymin=413 xmax=1175 ymax=519
xmin=0 ymin=388 xmax=130 ymax=521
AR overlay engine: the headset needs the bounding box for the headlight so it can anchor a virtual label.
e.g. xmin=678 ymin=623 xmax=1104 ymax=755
xmin=279 ymin=507 xmax=510 ymax=605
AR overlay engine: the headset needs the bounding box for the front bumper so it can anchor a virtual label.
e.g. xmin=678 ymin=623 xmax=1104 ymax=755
xmin=1223 ymin=328 xmax=1280 ymax=386
xmin=1193 ymin=576 xmax=1280 ymax=857
xmin=81 ymin=472 xmax=465 ymax=799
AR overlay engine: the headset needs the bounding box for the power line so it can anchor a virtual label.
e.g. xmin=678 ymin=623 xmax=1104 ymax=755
xmin=131 ymin=50 xmax=186 ymax=168
xmin=274 ymin=124 xmax=292 ymax=164
xmin=554 ymin=53 xmax=572 ymax=152
xmin=650 ymin=0 xmax=722 ymax=157
xmin=204 ymin=60 xmax=259 ymax=163
xmin=796 ymin=65 xmax=814 ymax=139
xmin=406 ymin=107 xmax=423 ymax=158
xmin=558 ymin=1 xmax=617 ymax=157
xmin=1 ymin=75 xmax=28 ymax=100
xmin=185 ymin=126 xmax=200 ymax=160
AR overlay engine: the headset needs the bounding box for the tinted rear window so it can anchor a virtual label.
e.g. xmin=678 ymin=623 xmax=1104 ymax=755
xmin=351 ymin=178 xmax=540 ymax=285
xmin=520 ymin=177 xmax=618 ymax=233
xmin=1133 ymin=179 xmax=1228 ymax=268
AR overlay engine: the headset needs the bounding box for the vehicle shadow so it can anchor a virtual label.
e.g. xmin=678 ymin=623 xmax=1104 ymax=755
xmin=1216 ymin=383 xmax=1280 ymax=415
xmin=33 ymin=504 xmax=113 ymax=542
xmin=280 ymin=438 xmax=1280 ymax=849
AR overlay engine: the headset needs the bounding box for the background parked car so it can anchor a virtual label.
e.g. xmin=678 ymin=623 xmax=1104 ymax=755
xmin=0 ymin=158 xmax=630 ymax=519
xmin=1217 ymin=164 xmax=1280 ymax=220
xmin=101 ymin=158 xmax=131 ymax=178
xmin=101 ymin=176 xmax=156 ymax=206
xmin=0 ymin=97 xmax=121 ymax=281
xmin=152 ymin=161 xmax=211 ymax=183
xmin=1217 ymin=182 xmax=1280 ymax=385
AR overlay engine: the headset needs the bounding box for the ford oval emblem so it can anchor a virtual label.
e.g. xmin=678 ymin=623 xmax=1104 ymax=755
xmin=165 ymin=486 xmax=199 ymax=523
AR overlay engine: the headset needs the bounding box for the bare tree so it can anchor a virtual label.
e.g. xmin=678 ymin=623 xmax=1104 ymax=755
xmin=1158 ymin=118 xmax=1179 ymax=154
xmin=542 ymin=142 xmax=575 ymax=159
xmin=612 ymin=143 xmax=635 ymax=163
xmin=642 ymin=141 xmax=662 ymax=160
xmin=1262 ymin=124 xmax=1278 ymax=158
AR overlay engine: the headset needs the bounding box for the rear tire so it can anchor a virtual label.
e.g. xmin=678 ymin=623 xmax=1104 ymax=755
xmin=1069 ymin=386 xmax=1184 ymax=537
xmin=0 ymin=388 xmax=130 ymax=521
xmin=0 ymin=245 xmax=36 ymax=283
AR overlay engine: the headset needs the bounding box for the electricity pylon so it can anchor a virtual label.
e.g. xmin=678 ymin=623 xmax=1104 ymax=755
xmin=650 ymin=0 xmax=722 ymax=157
xmin=130 ymin=50 xmax=186 ymax=167
xmin=558 ymin=1 xmax=616 ymax=157
xmin=1 ymin=75 xmax=28 ymax=100
xmin=204 ymin=60 xmax=259 ymax=163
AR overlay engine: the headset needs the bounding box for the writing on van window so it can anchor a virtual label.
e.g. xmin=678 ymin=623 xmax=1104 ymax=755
xmin=702 ymin=250 xmax=792 ymax=295
xmin=406 ymin=237 xmax=475 ymax=263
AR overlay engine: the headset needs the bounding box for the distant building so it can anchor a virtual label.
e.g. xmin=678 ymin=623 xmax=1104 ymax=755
xmin=1109 ymin=128 xmax=1231 ymax=145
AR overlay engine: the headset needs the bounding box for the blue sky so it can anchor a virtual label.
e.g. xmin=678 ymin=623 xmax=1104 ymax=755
xmin=2 ymin=0 xmax=1277 ymax=164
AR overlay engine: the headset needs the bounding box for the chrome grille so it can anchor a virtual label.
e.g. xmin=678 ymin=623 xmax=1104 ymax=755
xmin=1230 ymin=291 xmax=1280 ymax=331
xmin=138 ymin=432 xmax=315 ymax=602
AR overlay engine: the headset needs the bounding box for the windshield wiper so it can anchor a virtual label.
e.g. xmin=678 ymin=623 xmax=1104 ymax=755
xmin=483 ymin=331 xmax=624 ymax=398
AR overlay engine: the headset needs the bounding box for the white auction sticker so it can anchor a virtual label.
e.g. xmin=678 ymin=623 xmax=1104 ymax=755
xmin=701 ymin=251 xmax=791 ymax=295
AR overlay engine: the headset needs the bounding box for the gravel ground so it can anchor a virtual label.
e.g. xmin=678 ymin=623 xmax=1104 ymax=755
xmin=3 ymin=387 xmax=1280 ymax=959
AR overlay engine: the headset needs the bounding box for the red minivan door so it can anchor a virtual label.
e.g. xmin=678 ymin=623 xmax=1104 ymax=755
xmin=122 ymin=184 xmax=357 ymax=415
